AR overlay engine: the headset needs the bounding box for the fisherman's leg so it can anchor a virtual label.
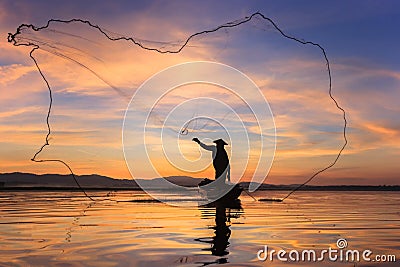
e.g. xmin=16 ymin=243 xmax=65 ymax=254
xmin=215 ymin=169 xmax=223 ymax=180
xmin=214 ymin=169 xmax=226 ymax=189
xmin=221 ymin=169 xmax=228 ymax=184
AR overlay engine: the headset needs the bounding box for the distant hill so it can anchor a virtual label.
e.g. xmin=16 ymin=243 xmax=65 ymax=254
xmin=0 ymin=172 xmax=399 ymax=191
xmin=0 ymin=172 xmax=204 ymax=189
xmin=0 ymin=172 xmax=136 ymax=188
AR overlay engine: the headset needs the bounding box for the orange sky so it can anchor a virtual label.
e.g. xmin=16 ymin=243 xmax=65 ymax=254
xmin=1 ymin=1 xmax=399 ymax=185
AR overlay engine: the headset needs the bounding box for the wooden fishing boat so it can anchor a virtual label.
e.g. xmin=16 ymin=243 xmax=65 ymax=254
xmin=198 ymin=178 xmax=243 ymax=203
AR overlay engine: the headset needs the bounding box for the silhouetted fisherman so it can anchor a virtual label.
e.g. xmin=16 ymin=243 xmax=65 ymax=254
xmin=192 ymin=138 xmax=230 ymax=183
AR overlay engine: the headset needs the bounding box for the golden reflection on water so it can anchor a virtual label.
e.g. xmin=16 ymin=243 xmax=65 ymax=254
xmin=0 ymin=191 xmax=399 ymax=266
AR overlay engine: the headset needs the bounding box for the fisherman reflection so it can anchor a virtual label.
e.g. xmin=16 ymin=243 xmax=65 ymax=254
xmin=195 ymin=200 xmax=242 ymax=265
xmin=212 ymin=205 xmax=231 ymax=256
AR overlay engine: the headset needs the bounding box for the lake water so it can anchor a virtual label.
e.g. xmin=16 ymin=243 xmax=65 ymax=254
xmin=0 ymin=190 xmax=399 ymax=266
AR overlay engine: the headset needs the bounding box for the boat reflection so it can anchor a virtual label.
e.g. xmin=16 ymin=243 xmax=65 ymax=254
xmin=195 ymin=199 xmax=243 ymax=265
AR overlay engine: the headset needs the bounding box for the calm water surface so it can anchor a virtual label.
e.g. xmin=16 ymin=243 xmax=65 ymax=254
xmin=0 ymin=191 xmax=399 ymax=266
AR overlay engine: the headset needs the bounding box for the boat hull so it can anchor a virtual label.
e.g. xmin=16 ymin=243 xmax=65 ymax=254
xmin=198 ymin=178 xmax=243 ymax=204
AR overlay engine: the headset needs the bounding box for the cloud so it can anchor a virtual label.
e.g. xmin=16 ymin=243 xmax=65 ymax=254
xmin=0 ymin=106 xmax=41 ymax=118
xmin=0 ymin=64 xmax=35 ymax=85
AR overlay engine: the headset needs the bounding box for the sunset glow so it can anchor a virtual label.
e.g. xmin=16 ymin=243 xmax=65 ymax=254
xmin=1 ymin=1 xmax=399 ymax=186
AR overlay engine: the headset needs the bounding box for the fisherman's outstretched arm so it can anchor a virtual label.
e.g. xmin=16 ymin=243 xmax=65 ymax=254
xmin=192 ymin=138 xmax=215 ymax=151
